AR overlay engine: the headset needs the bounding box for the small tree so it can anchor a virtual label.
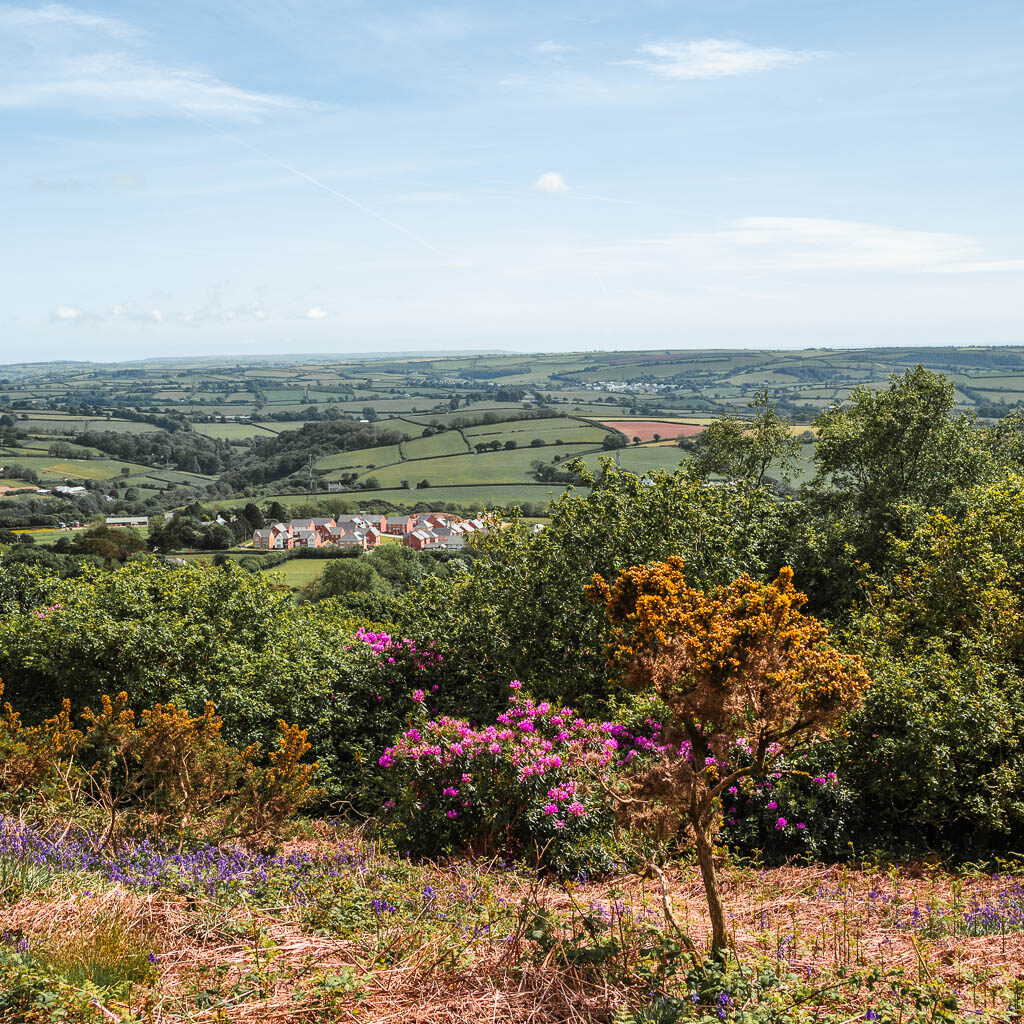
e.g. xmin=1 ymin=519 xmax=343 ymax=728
xmin=690 ymin=387 xmax=802 ymax=486
xmin=587 ymin=557 xmax=869 ymax=952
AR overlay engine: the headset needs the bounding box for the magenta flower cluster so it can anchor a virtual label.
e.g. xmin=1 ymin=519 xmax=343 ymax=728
xmin=345 ymin=627 xmax=444 ymax=704
xmin=352 ymin=627 xmax=443 ymax=674
xmin=379 ymin=682 xmax=656 ymax=831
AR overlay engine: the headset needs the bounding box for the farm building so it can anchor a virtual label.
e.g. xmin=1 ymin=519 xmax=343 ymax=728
xmin=105 ymin=516 xmax=149 ymax=528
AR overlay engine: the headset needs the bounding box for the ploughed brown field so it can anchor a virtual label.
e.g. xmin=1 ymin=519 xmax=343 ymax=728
xmin=600 ymin=420 xmax=705 ymax=442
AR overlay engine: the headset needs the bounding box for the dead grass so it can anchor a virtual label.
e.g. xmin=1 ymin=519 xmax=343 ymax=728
xmin=3 ymin=843 xmax=1022 ymax=1023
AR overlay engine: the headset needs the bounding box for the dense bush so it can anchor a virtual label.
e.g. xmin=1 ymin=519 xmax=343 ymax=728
xmin=379 ymin=684 xmax=660 ymax=876
xmin=406 ymin=463 xmax=789 ymax=717
xmin=839 ymin=649 xmax=1024 ymax=857
xmin=0 ymin=561 xmax=437 ymax=808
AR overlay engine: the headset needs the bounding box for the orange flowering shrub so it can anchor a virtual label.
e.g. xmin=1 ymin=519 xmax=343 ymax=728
xmin=587 ymin=557 xmax=870 ymax=950
xmin=588 ymin=558 xmax=867 ymax=754
xmin=232 ymin=721 xmax=320 ymax=837
xmin=2 ymin=685 xmax=317 ymax=845
xmin=0 ymin=681 xmax=81 ymax=806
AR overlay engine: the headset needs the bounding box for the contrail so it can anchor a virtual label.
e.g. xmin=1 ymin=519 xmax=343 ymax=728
xmin=184 ymin=112 xmax=447 ymax=260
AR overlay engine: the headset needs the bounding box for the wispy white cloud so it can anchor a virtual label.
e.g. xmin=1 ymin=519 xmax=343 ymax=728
xmin=716 ymin=217 xmax=984 ymax=271
xmin=32 ymin=176 xmax=81 ymax=189
xmin=534 ymin=171 xmax=569 ymax=193
xmin=533 ymin=40 xmax=572 ymax=57
xmin=62 ymin=293 xmax=273 ymax=326
xmin=588 ymin=216 xmax=1024 ymax=274
xmin=51 ymin=303 xmax=104 ymax=324
xmin=0 ymin=3 xmax=138 ymax=39
xmin=304 ymin=306 xmax=329 ymax=320
xmin=623 ymin=39 xmax=825 ymax=81
xmin=0 ymin=2 xmax=316 ymax=118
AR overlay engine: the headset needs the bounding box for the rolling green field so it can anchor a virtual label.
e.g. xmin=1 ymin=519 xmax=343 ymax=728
xmin=357 ymin=442 xmax=599 ymax=488
xmin=400 ymin=431 xmax=470 ymax=459
xmin=316 ymin=443 xmax=405 ymax=474
xmin=580 ymin=444 xmax=689 ymax=475
xmin=11 ymin=415 xmax=160 ymax=435
xmin=237 ymin=483 xmax=572 ymax=512
xmin=0 ymin=456 xmax=154 ymax=481
xmin=258 ymin=558 xmax=329 ymax=589
xmin=192 ymin=421 xmax=279 ymax=440
xmin=461 ymin=418 xmax=608 ymax=443
xmin=3 ymin=347 xmax=1024 ymax=524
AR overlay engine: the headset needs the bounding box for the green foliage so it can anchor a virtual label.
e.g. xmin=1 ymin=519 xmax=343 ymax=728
xmin=825 ymin=474 xmax=1024 ymax=856
xmin=689 ymin=388 xmax=803 ymax=487
xmin=837 ymin=647 xmax=1024 ymax=857
xmin=799 ymin=366 xmax=993 ymax=609
xmin=0 ymin=948 xmax=121 ymax=1023
xmin=303 ymin=558 xmax=391 ymax=602
xmin=407 ymin=462 xmax=789 ymax=715
xmin=69 ymin=525 xmax=148 ymax=563
xmin=615 ymin=958 xmax=966 ymax=1024
xmin=0 ymin=561 xmax=423 ymax=806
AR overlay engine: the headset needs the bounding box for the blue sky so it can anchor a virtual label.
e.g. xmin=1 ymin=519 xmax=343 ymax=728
xmin=1 ymin=0 xmax=1022 ymax=361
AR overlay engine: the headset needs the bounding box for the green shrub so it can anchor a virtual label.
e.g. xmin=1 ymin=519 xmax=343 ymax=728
xmin=838 ymin=646 xmax=1024 ymax=857
xmin=0 ymin=562 xmax=436 ymax=808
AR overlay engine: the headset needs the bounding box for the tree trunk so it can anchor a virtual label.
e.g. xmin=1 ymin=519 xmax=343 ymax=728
xmin=692 ymin=818 xmax=728 ymax=954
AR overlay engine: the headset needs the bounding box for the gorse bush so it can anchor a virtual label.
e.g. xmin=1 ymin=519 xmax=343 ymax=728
xmin=588 ymin=557 xmax=869 ymax=949
xmin=0 ymin=684 xmax=318 ymax=843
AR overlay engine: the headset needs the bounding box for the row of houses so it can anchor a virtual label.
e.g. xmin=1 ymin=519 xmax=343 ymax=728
xmin=252 ymin=512 xmax=490 ymax=553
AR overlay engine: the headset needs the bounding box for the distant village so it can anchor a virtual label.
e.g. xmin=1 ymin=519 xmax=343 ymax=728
xmin=252 ymin=512 xmax=492 ymax=552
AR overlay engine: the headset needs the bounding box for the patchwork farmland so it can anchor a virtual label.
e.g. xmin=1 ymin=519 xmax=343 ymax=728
xmin=1 ymin=346 xmax=1023 ymax=529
